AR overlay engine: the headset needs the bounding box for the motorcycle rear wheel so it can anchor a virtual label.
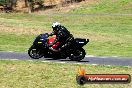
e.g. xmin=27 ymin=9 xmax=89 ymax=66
xmin=69 ymin=48 xmax=86 ymax=61
xmin=28 ymin=45 xmax=43 ymax=59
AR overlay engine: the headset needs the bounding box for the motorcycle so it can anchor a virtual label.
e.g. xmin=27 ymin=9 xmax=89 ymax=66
xmin=28 ymin=33 xmax=89 ymax=61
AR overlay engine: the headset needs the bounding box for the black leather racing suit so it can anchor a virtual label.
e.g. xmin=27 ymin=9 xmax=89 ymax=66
xmin=48 ymin=26 xmax=74 ymax=51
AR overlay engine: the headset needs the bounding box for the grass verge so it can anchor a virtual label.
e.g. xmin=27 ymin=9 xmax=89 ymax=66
xmin=69 ymin=0 xmax=132 ymax=14
xmin=0 ymin=60 xmax=131 ymax=88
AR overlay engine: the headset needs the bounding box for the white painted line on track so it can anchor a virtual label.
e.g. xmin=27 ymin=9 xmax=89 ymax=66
xmin=74 ymin=63 xmax=82 ymax=65
xmin=10 ymin=59 xmax=19 ymax=60
xmin=0 ymin=59 xmax=19 ymax=61
xmin=86 ymin=55 xmax=95 ymax=57
xmin=106 ymin=65 xmax=111 ymax=67
xmin=27 ymin=60 xmax=33 ymax=62
xmin=99 ymin=56 xmax=109 ymax=58
xmin=124 ymin=66 xmax=130 ymax=68
xmin=8 ymin=51 xmax=14 ymax=52
xmin=41 ymin=61 xmax=50 ymax=63
xmin=0 ymin=59 xmax=130 ymax=67
xmin=56 ymin=62 xmax=66 ymax=64
xmin=111 ymin=56 xmax=119 ymax=57
xmin=91 ymin=64 xmax=98 ymax=66
xmin=86 ymin=55 xmax=120 ymax=58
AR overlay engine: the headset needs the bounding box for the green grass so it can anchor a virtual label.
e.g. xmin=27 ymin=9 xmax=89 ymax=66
xmin=0 ymin=33 xmax=34 ymax=52
xmin=70 ymin=0 xmax=132 ymax=14
xmin=0 ymin=60 xmax=131 ymax=88
xmin=0 ymin=13 xmax=132 ymax=57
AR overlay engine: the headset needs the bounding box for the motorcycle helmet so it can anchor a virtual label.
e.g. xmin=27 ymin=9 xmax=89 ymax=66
xmin=52 ymin=22 xmax=61 ymax=32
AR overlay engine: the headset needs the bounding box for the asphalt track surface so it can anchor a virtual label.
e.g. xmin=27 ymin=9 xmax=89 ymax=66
xmin=0 ymin=52 xmax=132 ymax=66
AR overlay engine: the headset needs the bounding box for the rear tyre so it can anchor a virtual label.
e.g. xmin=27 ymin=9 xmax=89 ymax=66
xmin=69 ymin=48 xmax=86 ymax=61
xmin=28 ymin=45 xmax=43 ymax=59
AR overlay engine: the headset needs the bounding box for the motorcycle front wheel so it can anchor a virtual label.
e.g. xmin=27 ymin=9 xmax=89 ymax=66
xmin=69 ymin=48 xmax=86 ymax=61
xmin=28 ymin=45 xmax=43 ymax=59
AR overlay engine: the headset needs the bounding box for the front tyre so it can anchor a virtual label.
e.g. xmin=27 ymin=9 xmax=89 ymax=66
xmin=28 ymin=45 xmax=43 ymax=59
xmin=69 ymin=48 xmax=86 ymax=61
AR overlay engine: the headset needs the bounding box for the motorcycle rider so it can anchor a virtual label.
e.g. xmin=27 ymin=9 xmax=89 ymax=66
xmin=48 ymin=22 xmax=74 ymax=52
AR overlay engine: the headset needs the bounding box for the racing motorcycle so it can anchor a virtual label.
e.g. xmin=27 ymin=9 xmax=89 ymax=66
xmin=28 ymin=33 xmax=89 ymax=61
